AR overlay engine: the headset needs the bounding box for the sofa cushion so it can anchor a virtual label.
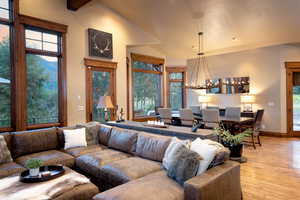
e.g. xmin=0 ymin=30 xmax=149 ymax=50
xmin=0 ymin=162 xmax=26 ymax=178
xmin=93 ymin=171 xmax=184 ymax=200
xmin=57 ymin=126 xmax=77 ymax=149
xmin=15 ymin=150 xmax=75 ymax=168
xmin=108 ymin=128 xmax=138 ymax=154
xmin=136 ymin=133 xmax=171 ymax=162
xmin=0 ymin=135 xmax=13 ymax=164
xmin=76 ymin=149 xmax=131 ymax=178
xmin=76 ymin=122 xmax=101 ymax=146
xmin=100 ymin=157 xmax=162 ymax=187
xmin=64 ymin=144 xmax=106 ymax=157
xmin=99 ymin=124 xmax=112 ymax=146
xmin=12 ymin=128 xmax=59 ymax=158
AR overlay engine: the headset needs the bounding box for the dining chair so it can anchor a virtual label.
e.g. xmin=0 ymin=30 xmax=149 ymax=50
xmin=179 ymin=108 xmax=196 ymax=127
xmin=158 ymin=108 xmax=172 ymax=124
xmin=242 ymin=109 xmax=264 ymax=149
xmin=207 ymin=106 xmax=220 ymax=110
xmin=202 ymin=109 xmax=220 ymax=129
xmin=225 ymin=107 xmax=241 ymax=118
xmin=190 ymin=106 xmax=201 ymax=114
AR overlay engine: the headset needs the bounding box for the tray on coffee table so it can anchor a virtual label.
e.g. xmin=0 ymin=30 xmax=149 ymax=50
xmin=20 ymin=165 xmax=65 ymax=183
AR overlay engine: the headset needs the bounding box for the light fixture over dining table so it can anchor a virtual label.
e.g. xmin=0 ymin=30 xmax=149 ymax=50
xmin=186 ymin=31 xmax=215 ymax=90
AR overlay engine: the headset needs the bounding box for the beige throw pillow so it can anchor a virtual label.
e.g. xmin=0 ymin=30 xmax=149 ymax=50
xmin=0 ymin=135 xmax=13 ymax=164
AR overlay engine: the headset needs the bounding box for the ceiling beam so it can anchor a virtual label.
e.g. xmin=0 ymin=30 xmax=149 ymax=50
xmin=67 ymin=0 xmax=92 ymax=11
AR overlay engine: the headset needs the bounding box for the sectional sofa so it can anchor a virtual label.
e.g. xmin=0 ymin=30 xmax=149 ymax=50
xmin=0 ymin=122 xmax=242 ymax=200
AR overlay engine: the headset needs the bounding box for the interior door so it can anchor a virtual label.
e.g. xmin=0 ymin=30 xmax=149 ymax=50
xmin=86 ymin=66 xmax=116 ymax=122
xmin=286 ymin=62 xmax=300 ymax=136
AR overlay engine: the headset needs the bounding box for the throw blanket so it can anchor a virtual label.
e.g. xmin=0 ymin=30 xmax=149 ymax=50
xmin=0 ymin=167 xmax=90 ymax=200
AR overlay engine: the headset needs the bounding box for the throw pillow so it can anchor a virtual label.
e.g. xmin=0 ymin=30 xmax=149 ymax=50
xmin=63 ymin=128 xmax=88 ymax=150
xmin=203 ymin=139 xmax=230 ymax=169
xmin=76 ymin=122 xmax=101 ymax=146
xmin=167 ymin=145 xmax=202 ymax=185
xmin=163 ymin=137 xmax=190 ymax=170
xmin=190 ymin=138 xmax=218 ymax=175
xmin=0 ymin=135 xmax=13 ymax=164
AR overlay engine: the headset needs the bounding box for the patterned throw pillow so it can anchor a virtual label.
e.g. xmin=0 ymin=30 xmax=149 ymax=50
xmin=167 ymin=145 xmax=202 ymax=185
xmin=0 ymin=135 xmax=13 ymax=164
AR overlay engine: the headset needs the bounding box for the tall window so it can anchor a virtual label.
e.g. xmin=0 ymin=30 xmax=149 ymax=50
xmin=131 ymin=53 xmax=164 ymax=119
xmin=0 ymin=0 xmax=12 ymax=129
xmin=166 ymin=67 xmax=186 ymax=111
xmin=25 ymin=28 xmax=61 ymax=125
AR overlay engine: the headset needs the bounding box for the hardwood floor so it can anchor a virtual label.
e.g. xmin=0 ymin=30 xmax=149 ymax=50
xmin=241 ymin=136 xmax=300 ymax=200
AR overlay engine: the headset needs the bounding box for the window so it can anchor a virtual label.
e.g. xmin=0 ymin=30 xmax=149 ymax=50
xmin=0 ymin=0 xmax=12 ymax=129
xmin=25 ymin=28 xmax=61 ymax=126
xmin=166 ymin=68 xmax=186 ymax=111
xmin=131 ymin=54 xmax=164 ymax=119
xmin=85 ymin=58 xmax=117 ymax=122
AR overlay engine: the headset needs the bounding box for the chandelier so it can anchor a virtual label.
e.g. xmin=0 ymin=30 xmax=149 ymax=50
xmin=186 ymin=32 xmax=215 ymax=90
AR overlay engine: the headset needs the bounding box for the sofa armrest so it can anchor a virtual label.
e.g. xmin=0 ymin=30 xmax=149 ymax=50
xmin=184 ymin=161 xmax=241 ymax=200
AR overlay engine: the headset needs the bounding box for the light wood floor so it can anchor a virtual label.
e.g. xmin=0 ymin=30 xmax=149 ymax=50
xmin=241 ymin=136 xmax=300 ymax=200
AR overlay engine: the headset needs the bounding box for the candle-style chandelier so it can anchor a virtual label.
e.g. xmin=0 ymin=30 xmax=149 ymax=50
xmin=186 ymin=32 xmax=216 ymax=90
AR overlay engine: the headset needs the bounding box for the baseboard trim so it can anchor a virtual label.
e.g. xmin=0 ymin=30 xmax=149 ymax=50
xmin=260 ymin=131 xmax=290 ymax=137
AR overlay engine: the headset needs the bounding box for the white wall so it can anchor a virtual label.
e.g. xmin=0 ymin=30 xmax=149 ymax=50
xmin=187 ymin=45 xmax=300 ymax=133
xmin=20 ymin=0 xmax=161 ymax=125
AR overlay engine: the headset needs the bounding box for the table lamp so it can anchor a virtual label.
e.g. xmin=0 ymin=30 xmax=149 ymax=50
xmin=240 ymin=95 xmax=255 ymax=112
xmin=97 ymin=96 xmax=114 ymax=121
xmin=198 ymin=96 xmax=211 ymax=109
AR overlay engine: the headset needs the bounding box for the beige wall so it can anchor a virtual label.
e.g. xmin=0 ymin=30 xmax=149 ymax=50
xmin=187 ymin=45 xmax=300 ymax=133
xmin=20 ymin=0 xmax=160 ymax=125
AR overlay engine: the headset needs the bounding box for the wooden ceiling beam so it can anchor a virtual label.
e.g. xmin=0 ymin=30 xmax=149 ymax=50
xmin=67 ymin=0 xmax=92 ymax=11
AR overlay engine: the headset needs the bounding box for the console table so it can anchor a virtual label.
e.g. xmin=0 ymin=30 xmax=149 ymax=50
xmin=106 ymin=121 xmax=218 ymax=141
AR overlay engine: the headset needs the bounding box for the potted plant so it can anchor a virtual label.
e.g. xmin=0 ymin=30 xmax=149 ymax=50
xmin=25 ymin=159 xmax=43 ymax=177
xmin=215 ymin=126 xmax=252 ymax=158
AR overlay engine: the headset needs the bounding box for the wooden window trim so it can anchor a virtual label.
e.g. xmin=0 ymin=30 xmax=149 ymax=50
xmin=286 ymin=62 xmax=300 ymax=137
xmin=166 ymin=67 xmax=187 ymax=109
xmin=84 ymin=58 xmax=117 ymax=122
xmin=131 ymin=53 xmax=165 ymax=121
xmin=16 ymin=14 xmax=68 ymax=130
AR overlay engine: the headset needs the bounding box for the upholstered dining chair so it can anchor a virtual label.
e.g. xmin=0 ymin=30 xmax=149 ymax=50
xmin=242 ymin=109 xmax=264 ymax=149
xmin=190 ymin=106 xmax=201 ymax=116
xmin=202 ymin=109 xmax=220 ymax=129
xmin=225 ymin=107 xmax=241 ymax=118
xmin=157 ymin=108 xmax=172 ymax=124
xmin=179 ymin=109 xmax=196 ymax=127
xmin=206 ymin=106 xmax=220 ymax=110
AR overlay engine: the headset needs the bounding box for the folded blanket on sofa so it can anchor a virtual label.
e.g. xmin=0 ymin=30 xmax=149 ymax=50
xmin=0 ymin=167 xmax=90 ymax=200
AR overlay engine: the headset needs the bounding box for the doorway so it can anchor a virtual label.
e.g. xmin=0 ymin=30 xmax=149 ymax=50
xmin=286 ymin=62 xmax=300 ymax=136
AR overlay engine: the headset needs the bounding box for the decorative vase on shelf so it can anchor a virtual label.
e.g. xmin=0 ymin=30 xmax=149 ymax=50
xmin=29 ymin=168 xmax=40 ymax=177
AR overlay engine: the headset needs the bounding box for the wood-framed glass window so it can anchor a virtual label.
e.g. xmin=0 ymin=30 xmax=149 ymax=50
xmin=0 ymin=0 xmax=13 ymax=131
xmin=85 ymin=58 xmax=117 ymax=122
xmin=25 ymin=27 xmax=61 ymax=126
xmin=166 ymin=67 xmax=186 ymax=111
xmin=131 ymin=53 xmax=164 ymax=120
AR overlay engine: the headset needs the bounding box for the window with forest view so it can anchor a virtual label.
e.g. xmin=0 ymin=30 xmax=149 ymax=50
xmin=25 ymin=28 xmax=61 ymax=125
xmin=167 ymin=71 xmax=185 ymax=111
xmin=0 ymin=24 xmax=11 ymax=128
xmin=132 ymin=60 xmax=163 ymax=118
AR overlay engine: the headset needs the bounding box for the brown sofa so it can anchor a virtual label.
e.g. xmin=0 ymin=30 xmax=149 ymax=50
xmin=0 ymin=122 xmax=241 ymax=200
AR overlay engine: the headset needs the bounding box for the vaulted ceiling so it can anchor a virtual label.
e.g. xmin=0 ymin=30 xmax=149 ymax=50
xmin=100 ymin=0 xmax=300 ymax=59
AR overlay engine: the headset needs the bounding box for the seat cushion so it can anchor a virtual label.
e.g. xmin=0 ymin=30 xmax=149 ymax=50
xmin=136 ymin=133 xmax=171 ymax=162
xmin=108 ymin=128 xmax=138 ymax=154
xmin=93 ymin=171 xmax=184 ymax=200
xmin=12 ymin=128 xmax=59 ymax=158
xmin=76 ymin=149 xmax=131 ymax=178
xmin=0 ymin=162 xmax=26 ymax=178
xmin=64 ymin=144 xmax=106 ymax=157
xmin=100 ymin=157 xmax=162 ymax=187
xmin=15 ymin=150 xmax=75 ymax=168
